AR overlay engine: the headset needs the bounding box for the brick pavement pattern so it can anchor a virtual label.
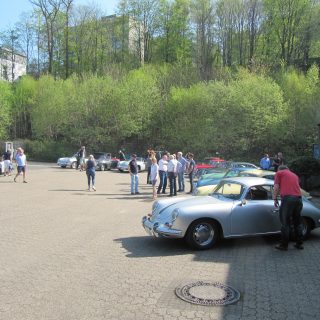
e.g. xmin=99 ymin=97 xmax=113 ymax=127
xmin=1 ymin=163 xmax=320 ymax=320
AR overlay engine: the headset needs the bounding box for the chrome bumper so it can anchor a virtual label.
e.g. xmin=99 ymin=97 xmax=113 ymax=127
xmin=142 ymin=216 xmax=183 ymax=238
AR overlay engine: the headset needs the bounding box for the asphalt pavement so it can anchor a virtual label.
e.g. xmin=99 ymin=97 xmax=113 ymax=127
xmin=0 ymin=163 xmax=320 ymax=320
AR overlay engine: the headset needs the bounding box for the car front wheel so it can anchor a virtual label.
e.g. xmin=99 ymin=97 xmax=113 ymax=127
xmin=71 ymin=162 xmax=77 ymax=169
xmin=185 ymin=219 xmax=219 ymax=250
xmin=100 ymin=164 xmax=105 ymax=171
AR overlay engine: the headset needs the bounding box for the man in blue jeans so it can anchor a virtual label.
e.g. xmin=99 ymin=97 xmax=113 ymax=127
xmin=157 ymin=154 xmax=168 ymax=194
xmin=129 ymin=154 xmax=139 ymax=195
xmin=273 ymin=165 xmax=303 ymax=251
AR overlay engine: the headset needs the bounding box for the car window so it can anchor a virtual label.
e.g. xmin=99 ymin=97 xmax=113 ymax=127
xmin=245 ymin=185 xmax=272 ymax=200
xmin=213 ymin=182 xmax=243 ymax=200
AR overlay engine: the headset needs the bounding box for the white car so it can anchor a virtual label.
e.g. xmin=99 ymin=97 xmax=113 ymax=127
xmin=57 ymin=154 xmax=88 ymax=169
xmin=117 ymin=157 xmax=146 ymax=172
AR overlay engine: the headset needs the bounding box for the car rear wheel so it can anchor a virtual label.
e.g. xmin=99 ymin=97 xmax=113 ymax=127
xmin=185 ymin=219 xmax=219 ymax=250
xmin=301 ymin=217 xmax=312 ymax=240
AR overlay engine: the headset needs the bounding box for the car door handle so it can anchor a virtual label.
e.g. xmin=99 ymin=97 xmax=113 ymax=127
xmin=272 ymin=209 xmax=279 ymax=214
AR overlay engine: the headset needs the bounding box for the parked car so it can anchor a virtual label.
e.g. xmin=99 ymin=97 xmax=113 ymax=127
xmin=226 ymin=162 xmax=260 ymax=169
xmin=194 ymin=157 xmax=226 ymax=172
xmin=142 ymin=177 xmax=320 ymax=250
xmin=117 ymin=157 xmax=147 ymax=172
xmin=94 ymin=152 xmax=112 ymax=171
xmin=57 ymin=154 xmax=81 ymax=169
xmin=194 ymin=168 xmax=267 ymax=195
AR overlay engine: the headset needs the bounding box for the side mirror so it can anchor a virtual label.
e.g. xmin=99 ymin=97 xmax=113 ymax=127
xmin=241 ymin=199 xmax=247 ymax=206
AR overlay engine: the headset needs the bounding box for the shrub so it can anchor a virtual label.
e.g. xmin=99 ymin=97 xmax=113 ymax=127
xmin=289 ymin=156 xmax=320 ymax=176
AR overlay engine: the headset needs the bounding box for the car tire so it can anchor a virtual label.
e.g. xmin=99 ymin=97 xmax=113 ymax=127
xmin=301 ymin=217 xmax=312 ymax=240
xmin=100 ymin=164 xmax=105 ymax=171
xmin=71 ymin=162 xmax=77 ymax=169
xmin=185 ymin=219 xmax=219 ymax=250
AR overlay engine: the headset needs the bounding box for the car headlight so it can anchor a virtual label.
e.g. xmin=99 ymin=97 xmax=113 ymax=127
xmin=171 ymin=209 xmax=180 ymax=222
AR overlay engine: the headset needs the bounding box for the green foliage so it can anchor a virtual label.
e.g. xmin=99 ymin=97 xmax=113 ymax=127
xmin=0 ymin=80 xmax=13 ymax=139
xmin=289 ymin=156 xmax=320 ymax=176
xmin=23 ymin=139 xmax=76 ymax=161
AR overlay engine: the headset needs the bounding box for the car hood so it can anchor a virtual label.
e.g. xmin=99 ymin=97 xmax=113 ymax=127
xmin=152 ymin=195 xmax=232 ymax=222
xmin=58 ymin=157 xmax=73 ymax=161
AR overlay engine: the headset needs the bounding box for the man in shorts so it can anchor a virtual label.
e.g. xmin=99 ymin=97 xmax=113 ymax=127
xmin=14 ymin=148 xmax=27 ymax=183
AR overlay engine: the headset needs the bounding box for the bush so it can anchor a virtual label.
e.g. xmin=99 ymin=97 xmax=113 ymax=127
xmin=23 ymin=140 xmax=76 ymax=162
xmin=289 ymin=156 xmax=320 ymax=176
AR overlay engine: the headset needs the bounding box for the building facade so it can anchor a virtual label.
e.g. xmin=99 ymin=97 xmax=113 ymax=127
xmin=0 ymin=47 xmax=27 ymax=82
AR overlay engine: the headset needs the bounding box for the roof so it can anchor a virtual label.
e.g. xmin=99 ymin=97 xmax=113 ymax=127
xmin=221 ymin=176 xmax=275 ymax=187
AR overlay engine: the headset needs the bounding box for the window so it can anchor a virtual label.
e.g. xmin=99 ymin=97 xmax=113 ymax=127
xmin=245 ymin=185 xmax=272 ymax=200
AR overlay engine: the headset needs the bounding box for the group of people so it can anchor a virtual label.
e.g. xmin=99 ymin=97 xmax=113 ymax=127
xmin=129 ymin=150 xmax=196 ymax=199
xmin=1 ymin=147 xmax=27 ymax=183
xmin=260 ymin=152 xmax=285 ymax=171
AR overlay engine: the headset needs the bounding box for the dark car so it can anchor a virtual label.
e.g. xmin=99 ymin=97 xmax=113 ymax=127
xmin=93 ymin=152 xmax=112 ymax=171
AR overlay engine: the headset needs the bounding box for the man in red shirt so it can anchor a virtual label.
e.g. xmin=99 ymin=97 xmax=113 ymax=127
xmin=273 ymin=165 xmax=303 ymax=250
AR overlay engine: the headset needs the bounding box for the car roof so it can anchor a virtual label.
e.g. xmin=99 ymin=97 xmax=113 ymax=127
xmin=220 ymin=176 xmax=274 ymax=187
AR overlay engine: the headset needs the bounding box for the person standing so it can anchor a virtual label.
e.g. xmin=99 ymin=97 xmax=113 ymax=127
xmin=260 ymin=154 xmax=270 ymax=170
xmin=186 ymin=153 xmax=195 ymax=194
xmin=146 ymin=150 xmax=153 ymax=184
xmin=129 ymin=154 xmax=139 ymax=195
xmin=167 ymin=155 xmax=178 ymax=196
xmin=3 ymin=147 xmax=13 ymax=176
xmin=177 ymin=151 xmax=188 ymax=192
xmin=14 ymin=148 xmax=27 ymax=183
xmin=86 ymin=155 xmax=96 ymax=191
xmin=273 ymin=165 xmax=304 ymax=251
xmin=157 ymin=154 xmax=168 ymax=194
xmin=272 ymin=152 xmax=285 ymax=172
xmin=150 ymin=157 xmax=159 ymax=199
xmin=118 ymin=150 xmax=126 ymax=161
xmin=78 ymin=146 xmax=86 ymax=171
xmin=76 ymin=147 xmax=81 ymax=170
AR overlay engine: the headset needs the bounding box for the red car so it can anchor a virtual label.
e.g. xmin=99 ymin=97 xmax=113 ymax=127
xmin=195 ymin=157 xmax=226 ymax=170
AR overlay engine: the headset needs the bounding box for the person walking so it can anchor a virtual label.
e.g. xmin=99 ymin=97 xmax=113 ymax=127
xmin=129 ymin=154 xmax=139 ymax=195
xmin=157 ymin=154 xmax=168 ymax=194
xmin=167 ymin=155 xmax=178 ymax=196
xmin=273 ymin=165 xmax=304 ymax=251
xmin=14 ymin=148 xmax=27 ymax=183
xmin=177 ymin=151 xmax=188 ymax=192
xmin=260 ymin=154 xmax=270 ymax=170
xmin=150 ymin=157 xmax=159 ymax=199
xmin=86 ymin=154 xmax=96 ymax=191
xmin=186 ymin=153 xmax=195 ymax=194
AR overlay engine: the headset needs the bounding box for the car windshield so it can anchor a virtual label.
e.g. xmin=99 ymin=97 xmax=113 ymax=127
xmin=212 ymin=181 xmax=244 ymax=200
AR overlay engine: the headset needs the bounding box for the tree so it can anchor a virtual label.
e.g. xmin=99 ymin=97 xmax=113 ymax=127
xmin=0 ymin=81 xmax=13 ymax=139
xmin=29 ymin=0 xmax=62 ymax=74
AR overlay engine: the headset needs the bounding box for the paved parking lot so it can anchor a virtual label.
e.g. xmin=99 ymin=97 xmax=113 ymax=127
xmin=1 ymin=163 xmax=320 ymax=320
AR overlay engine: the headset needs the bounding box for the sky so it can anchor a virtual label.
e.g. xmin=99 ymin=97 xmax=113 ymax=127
xmin=0 ymin=0 xmax=119 ymax=31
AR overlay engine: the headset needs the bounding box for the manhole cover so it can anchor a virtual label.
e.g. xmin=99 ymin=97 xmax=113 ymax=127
xmin=175 ymin=281 xmax=240 ymax=306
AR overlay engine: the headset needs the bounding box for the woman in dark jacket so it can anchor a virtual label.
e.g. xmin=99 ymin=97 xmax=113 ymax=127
xmin=86 ymin=155 xmax=96 ymax=191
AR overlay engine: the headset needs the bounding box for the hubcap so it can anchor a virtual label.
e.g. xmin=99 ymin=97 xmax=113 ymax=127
xmin=193 ymin=223 xmax=214 ymax=246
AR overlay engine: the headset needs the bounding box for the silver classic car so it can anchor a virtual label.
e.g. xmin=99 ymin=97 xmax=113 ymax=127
xmin=142 ymin=177 xmax=320 ymax=250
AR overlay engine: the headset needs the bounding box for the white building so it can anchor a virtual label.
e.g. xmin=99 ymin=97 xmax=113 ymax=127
xmin=0 ymin=47 xmax=27 ymax=82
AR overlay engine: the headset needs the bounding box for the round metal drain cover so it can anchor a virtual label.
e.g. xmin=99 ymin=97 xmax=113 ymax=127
xmin=175 ymin=281 xmax=240 ymax=306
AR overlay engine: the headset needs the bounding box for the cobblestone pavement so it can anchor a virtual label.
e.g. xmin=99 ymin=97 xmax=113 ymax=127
xmin=1 ymin=163 xmax=320 ymax=320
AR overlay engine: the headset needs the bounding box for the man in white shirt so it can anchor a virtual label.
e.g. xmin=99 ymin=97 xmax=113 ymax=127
xmin=167 ymin=154 xmax=178 ymax=196
xmin=157 ymin=154 xmax=168 ymax=194
xmin=14 ymin=148 xmax=27 ymax=183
